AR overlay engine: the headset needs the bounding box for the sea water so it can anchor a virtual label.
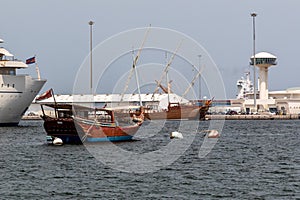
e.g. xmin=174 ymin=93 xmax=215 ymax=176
xmin=0 ymin=120 xmax=299 ymax=199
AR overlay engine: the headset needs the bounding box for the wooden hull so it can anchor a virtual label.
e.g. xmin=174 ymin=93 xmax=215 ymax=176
xmin=41 ymin=103 xmax=144 ymax=144
xmin=127 ymin=105 xmax=209 ymax=120
xmin=42 ymin=116 xmax=83 ymax=144
xmin=75 ymin=118 xmax=140 ymax=142
xmin=199 ymin=105 xmax=210 ymax=120
xmin=145 ymin=106 xmax=200 ymax=120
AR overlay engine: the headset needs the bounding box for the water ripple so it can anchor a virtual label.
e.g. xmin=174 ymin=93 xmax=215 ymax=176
xmin=0 ymin=120 xmax=299 ymax=199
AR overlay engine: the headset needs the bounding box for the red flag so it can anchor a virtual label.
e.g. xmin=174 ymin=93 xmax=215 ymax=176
xmin=36 ymin=89 xmax=52 ymax=101
xmin=26 ymin=57 xmax=36 ymax=64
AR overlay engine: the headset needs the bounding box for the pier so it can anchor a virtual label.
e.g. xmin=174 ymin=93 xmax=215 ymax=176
xmin=206 ymin=114 xmax=300 ymax=120
xmin=22 ymin=115 xmax=42 ymax=120
xmin=22 ymin=114 xmax=300 ymax=121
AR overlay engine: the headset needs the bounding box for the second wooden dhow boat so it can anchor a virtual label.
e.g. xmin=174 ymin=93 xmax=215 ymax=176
xmin=124 ymin=99 xmax=212 ymax=121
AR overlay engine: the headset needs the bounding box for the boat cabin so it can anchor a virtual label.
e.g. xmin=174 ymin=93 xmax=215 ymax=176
xmin=0 ymin=47 xmax=27 ymax=75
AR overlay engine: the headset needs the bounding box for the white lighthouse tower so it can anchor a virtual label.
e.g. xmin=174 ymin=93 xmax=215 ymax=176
xmin=250 ymin=52 xmax=277 ymax=100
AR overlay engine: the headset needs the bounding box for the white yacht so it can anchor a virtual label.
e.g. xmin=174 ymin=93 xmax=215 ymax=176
xmin=236 ymin=71 xmax=253 ymax=99
xmin=0 ymin=38 xmax=46 ymax=126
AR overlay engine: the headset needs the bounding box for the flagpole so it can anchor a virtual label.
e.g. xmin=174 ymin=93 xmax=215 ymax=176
xmin=51 ymin=88 xmax=57 ymax=105
xmin=51 ymin=88 xmax=58 ymax=118
xmin=35 ymin=55 xmax=41 ymax=80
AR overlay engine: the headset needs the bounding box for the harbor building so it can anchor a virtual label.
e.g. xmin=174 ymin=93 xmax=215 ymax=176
xmin=206 ymin=52 xmax=300 ymax=116
xmin=229 ymin=52 xmax=300 ymax=115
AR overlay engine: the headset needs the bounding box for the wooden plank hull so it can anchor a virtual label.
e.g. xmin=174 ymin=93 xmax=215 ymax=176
xmin=126 ymin=104 xmax=210 ymax=120
xmin=42 ymin=116 xmax=83 ymax=144
xmin=107 ymin=100 xmax=212 ymax=121
xmin=145 ymin=106 xmax=200 ymax=120
xmin=75 ymin=118 xmax=141 ymax=142
xmin=41 ymin=103 xmax=144 ymax=144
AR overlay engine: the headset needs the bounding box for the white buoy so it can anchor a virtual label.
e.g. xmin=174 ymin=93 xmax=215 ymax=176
xmin=207 ymin=130 xmax=220 ymax=138
xmin=170 ymin=131 xmax=183 ymax=139
xmin=53 ymin=137 xmax=63 ymax=145
xmin=201 ymin=130 xmax=220 ymax=138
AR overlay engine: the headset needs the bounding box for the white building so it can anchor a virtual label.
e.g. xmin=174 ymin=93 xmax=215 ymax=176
xmin=28 ymin=93 xmax=191 ymax=115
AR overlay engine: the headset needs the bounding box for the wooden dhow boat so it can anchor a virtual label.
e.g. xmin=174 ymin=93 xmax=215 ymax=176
xmin=40 ymin=103 xmax=84 ymax=144
xmin=144 ymin=100 xmax=212 ymax=120
xmin=74 ymin=107 xmax=144 ymax=142
xmin=120 ymin=99 xmax=212 ymax=121
xmin=40 ymin=102 xmax=144 ymax=144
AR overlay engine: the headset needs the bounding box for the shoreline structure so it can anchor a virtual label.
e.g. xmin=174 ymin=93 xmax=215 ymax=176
xmin=22 ymin=114 xmax=300 ymax=120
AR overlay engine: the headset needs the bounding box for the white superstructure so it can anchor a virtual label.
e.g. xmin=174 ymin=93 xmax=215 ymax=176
xmin=0 ymin=39 xmax=46 ymax=125
xmin=236 ymin=71 xmax=253 ymax=99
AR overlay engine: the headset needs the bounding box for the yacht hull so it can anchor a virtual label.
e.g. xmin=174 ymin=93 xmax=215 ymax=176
xmin=0 ymin=75 xmax=46 ymax=126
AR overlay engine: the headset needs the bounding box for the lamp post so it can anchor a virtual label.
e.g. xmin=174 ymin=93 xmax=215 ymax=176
xmin=251 ymin=13 xmax=257 ymax=112
xmin=89 ymin=20 xmax=94 ymax=94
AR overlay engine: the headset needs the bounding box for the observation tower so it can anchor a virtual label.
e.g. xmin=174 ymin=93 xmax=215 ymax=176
xmin=250 ymin=52 xmax=277 ymax=100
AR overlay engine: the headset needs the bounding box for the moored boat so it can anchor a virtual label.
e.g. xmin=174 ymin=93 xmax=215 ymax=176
xmin=145 ymin=101 xmax=211 ymax=120
xmin=0 ymin=39 xmax=46 ymax=126
xmin=41 ymin=102 xmax=144 ymax=144
xmin=74 ymin=107 xmax=144 ymax=142
xmin=125 ymin=99 xmax=212 ymax=121
xmin=40 ymin=103 xmax=83 ymax=144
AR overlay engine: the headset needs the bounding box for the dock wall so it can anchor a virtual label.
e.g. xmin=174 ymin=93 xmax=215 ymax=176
xmin=207 ymin=114 xmax=300 ymax=120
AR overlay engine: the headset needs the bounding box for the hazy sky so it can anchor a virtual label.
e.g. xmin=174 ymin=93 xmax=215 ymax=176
xmin=1 ymin=0 xmax=299 ymax=99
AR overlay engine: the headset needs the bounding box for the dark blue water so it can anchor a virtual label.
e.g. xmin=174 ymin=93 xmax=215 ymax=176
xmin=0 ymin=120 xmax=299 ymax=199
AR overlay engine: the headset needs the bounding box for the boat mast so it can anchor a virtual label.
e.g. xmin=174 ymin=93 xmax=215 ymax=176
xmin=120 ymin=26 xmax=151 ymax=104
xmin=133 ymin=50 xmax=143 ymax=106
xmin=152 ymin=40 xmax=183 ymax=100
xmin=198 ymin=55 xmax=201 ymax=99
xmin=165 ymin=52 xmax=170 ymax=104
xmin=181 ymin=65 xmax=205 ymax=101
